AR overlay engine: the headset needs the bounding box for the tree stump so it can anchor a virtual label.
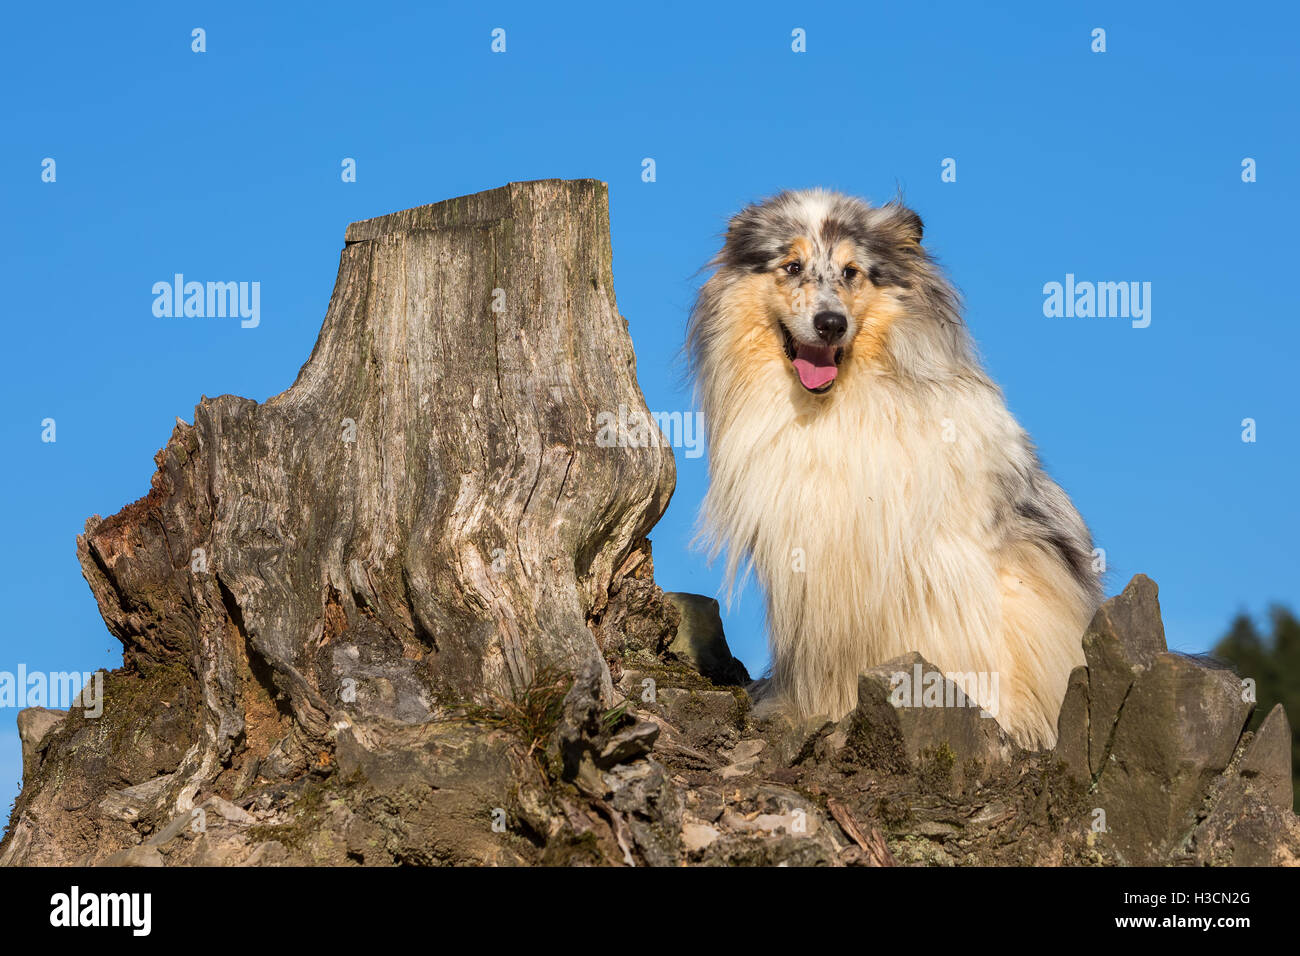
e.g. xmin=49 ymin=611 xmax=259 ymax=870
xmin=2 ymin=180 xmax=676 ymax=863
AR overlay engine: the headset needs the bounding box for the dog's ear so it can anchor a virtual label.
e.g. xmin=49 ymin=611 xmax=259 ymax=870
xmin=726 ymin=201 xmax=772 ymax=245
xmin=725 ymin=206 xmax=755 ymax=240
xmin=721 ymin=201 xmax=780 ymax=268
xmin=884 ymin=201 xmax=924 ymax=246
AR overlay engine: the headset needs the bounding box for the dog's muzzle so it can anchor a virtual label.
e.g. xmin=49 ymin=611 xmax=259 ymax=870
xmin=780 ymin=324 xmax=844 ymax=393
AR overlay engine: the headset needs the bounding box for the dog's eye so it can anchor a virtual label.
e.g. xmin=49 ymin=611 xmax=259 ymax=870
xmin=783 ymin=262 xmax=802 ymax=276
xmin=842 ymin=266 xmax=859 ymax=282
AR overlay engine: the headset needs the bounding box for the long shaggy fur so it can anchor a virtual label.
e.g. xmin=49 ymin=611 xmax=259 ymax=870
xmin=687 ymin=189 xmax=1102 ymax=749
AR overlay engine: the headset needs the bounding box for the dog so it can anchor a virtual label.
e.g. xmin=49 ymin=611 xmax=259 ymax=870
xmin=686 ymin=189 xmax=1102 ymax=749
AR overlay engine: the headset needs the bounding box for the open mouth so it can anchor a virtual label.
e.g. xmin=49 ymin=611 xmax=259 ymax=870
xmin=780 ymin=325 xmax=844 ymax=394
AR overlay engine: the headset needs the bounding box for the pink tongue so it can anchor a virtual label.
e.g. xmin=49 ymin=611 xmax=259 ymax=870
xmin=792 ymin=344 xmax=838 ymax=390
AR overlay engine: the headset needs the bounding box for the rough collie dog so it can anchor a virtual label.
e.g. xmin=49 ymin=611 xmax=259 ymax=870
xmin=687 ymin=189 xmax=1102 ymax=749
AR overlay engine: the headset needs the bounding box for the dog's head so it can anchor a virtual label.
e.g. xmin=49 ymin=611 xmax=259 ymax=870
xmin=690 ymin=189 xmax=962 ymax=398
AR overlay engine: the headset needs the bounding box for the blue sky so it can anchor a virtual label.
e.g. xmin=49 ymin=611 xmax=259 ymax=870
xmin=2 ymin=1 xmax=1296 ymax=821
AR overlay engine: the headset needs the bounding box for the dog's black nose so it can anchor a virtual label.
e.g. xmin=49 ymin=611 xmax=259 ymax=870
xmin=813 ymin=311 xmax=847 ymax=344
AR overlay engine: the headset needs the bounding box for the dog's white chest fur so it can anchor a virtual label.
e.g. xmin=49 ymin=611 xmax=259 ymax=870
xmin=702 ymin=369 xmax=1090 ymax=748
